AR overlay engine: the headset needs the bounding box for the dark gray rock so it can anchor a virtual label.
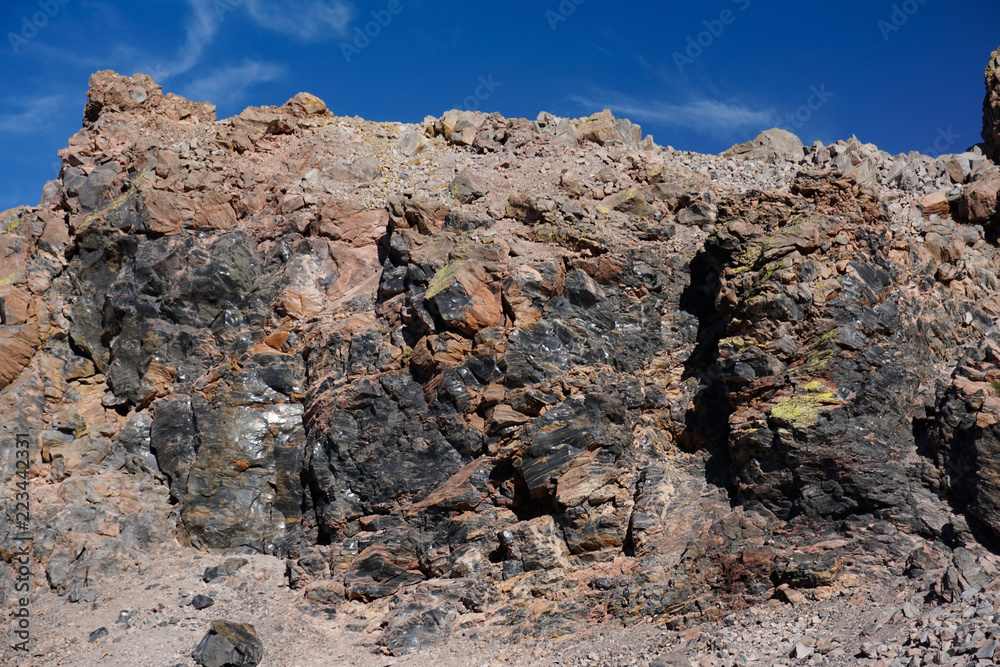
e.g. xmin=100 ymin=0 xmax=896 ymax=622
xmin=193 ymin=620 xmax=264 ymax=667
xmin=77 ymin=162 xmax=120 ymax=211
xmin=191 ymin=595 xmax=215 ymax=610
xmin=676 ymin=202 xmax=716 ymax=227
xmin=450 ymin=168 xmax=486 ymax=203
xmin=203 ymin=558 xmax=249 ymax=583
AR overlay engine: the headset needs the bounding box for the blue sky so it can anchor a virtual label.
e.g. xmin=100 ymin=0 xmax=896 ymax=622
xmin=1 ymin=0 xmax=998 ymax=211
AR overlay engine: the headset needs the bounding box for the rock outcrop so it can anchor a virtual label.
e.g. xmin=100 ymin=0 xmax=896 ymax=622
xmin=985 ymin=45 xmax=1000 ymax=162
xmin=5 ymin=54 xmax=1000 ymax=660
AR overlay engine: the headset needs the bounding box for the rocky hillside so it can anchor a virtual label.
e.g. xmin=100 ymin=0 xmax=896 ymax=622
xmin=2 ymin=46 xmax=1000 ymax=666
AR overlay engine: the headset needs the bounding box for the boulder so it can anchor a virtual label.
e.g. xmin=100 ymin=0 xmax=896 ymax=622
xmin=424 ymin=261 xmax=502 ymax=336
xmin=959 ymin=171 xmax=1000 ymax=223
xmin=285 ymin=92 xmax=327 ymax=115
xmin=450 ymin=168 xmax=487 ymax=203
xmin=193 ymin=620 xmax=264 ymax=667
xmin=730 ymin=128 xmax=806 ymax=162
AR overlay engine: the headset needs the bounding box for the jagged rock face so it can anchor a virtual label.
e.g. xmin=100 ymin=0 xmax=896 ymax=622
xmin=7 ymin=70 xmax=1000 ymax=654
xmin=984 ymin=46 xmax=1000 ymax=162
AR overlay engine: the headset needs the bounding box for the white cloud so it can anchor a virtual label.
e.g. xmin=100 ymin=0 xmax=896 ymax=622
xmin=0 ymin=95 xmax=71 ymax=135
xmin=244 ymin=0 xmax=355 ymax=40
xmin=146 ymin=0 xmax=221 ymax=80
xmin=146 ymin=0 xmax=354 ymax=81
xmin=183 ymin=60 xmax=286 ymax=106
xmin=572 ymin=91 xmax=775 ymax=137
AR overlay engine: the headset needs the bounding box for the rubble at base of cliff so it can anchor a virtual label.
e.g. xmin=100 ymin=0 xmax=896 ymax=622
xmin=2 ymin=56 xmax=1000 ymax=666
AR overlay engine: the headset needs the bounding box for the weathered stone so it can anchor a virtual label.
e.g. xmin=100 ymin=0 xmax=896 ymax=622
xmin=24 ymin=65 xmax=1000 ymax=658
xmin=0 ymin=324 xmax=38 ymax=390
xmin=983 ymin=45 xmax=1000 ymax=161
xmin=519 ymin=394 xmax=629 ymax=499
xmin=78 ymin=162 xmax=121 ymax=212
xmin=439 ymin=110 xmax=486 ymax=146
xmin=388 ymin=195 xmax=450 ymax=234
xmin=676 ymin=202 xmax=716 ymax=226
xmin=450 ymin=168 xmax=486 ymax=203
xmin=959 ymin=171 xmax=1000 ymax=223
xmin=84 ymin=71 xmax=163 ymax=122
xmin=921 ymin=191 xmax=951 ymax=218
xmin=398 ymin=131 xmax=426 ymax=156
xmin=506 ymin=192 xmax=558 ymax=225
xmin=502 ymin=515 xmax=571 ymax=572
xmin=193 ymin=620 xmax=264 ymax=667
xmin=144 ymin=190 xmax=194 ymax=234
xmin=423 ymin=261 xmax=502 ymax=336
xmin=605 ymin=187 xmax=655 ymax=218
xmin=728 ymin=128 xmax=805 ymax=162
xmin=285 ymin=92 xmax=327 ymax=115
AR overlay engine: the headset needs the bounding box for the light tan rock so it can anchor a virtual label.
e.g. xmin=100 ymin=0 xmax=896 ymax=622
xmin=1 ymin=288 xmax=31 ymax=325
xmin=920 ymin=191 xmax=951 ymax=219
xmin=279 ymin=288 xmax=323 ymax=320
xmin=286 ymin=92 xmax=327 ymax=115
xmin=84 ymin=71 xmax=163 ymax=122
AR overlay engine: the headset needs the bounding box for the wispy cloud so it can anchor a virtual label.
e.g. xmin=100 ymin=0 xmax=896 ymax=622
xmin=244 ymin=0 xmax=355 ymax=40
xmin=0 ymin=95 xmax=71 ymax=135
xmin=183 ymin=60 xmax=285 ymax=106
xmin=147 ymin=0 xmax=355 ymax=81
xmin=572 ymin=91 xmax=775 ymax=136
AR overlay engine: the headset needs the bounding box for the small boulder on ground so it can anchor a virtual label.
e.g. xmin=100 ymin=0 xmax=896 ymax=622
xmin=450 ymin=168 xmax=487 ymax=203
xmin=193 ymin=620 xmax=264 ymax=667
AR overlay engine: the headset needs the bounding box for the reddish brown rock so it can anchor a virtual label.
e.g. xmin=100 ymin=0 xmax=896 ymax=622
xmin=313 ymin=205 xmax=388 ymax=246
xmin=424 ymin=261 xmax=503 ymax=336
xmin=0 ymin=324 xmax=38 ymax=389
xmin=920 ymin=191 xmax=951 ymax=219
xmin=194 ymin=191 xmax=237 ymax=230
xmin=960 ymin=171 xmax=1000 ymax=223
xmin=143 ymin=190 xmax=193 ymax=234
xmin=387 ymin=195 xmax=450 ymax=234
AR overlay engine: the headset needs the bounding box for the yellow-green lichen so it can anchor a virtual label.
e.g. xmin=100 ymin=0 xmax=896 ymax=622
xmin=425 ymin=261 xmax=462 ymax=299
xmin=769 ymin=381 xmax=839 ymax=427
xmin=815 ymin=329 xmax=839 ymax=346
xmin=1 ymin=208 xmax=25 ymax=235
xmin=79 ymin=165 xmax=151 ymax=232
xmin=720 ymin=336 xmax=753 ymax=352
xmin=753 ymin=258 xmax=789 ymax=288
